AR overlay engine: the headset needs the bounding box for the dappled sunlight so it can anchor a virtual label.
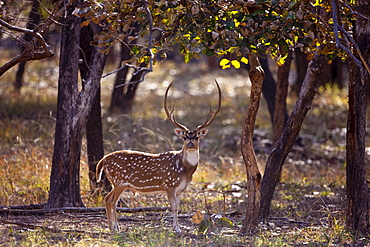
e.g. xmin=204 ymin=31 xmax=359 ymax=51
xmin=0 ymin=53 xmax=365 ymax=246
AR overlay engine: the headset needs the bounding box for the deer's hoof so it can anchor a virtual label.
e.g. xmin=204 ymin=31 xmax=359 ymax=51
xmin=109 ymin=223 xmax=120 ymax=232
xmin=174 ymin=225 xmax=181 ymax=233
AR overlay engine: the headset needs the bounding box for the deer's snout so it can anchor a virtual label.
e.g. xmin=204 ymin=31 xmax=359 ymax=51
xmin=186 ymin=141 xmax=195 ymax=148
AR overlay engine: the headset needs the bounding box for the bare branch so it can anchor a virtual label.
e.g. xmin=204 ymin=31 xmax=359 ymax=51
xmin=337 ymin=25 xmax=370 ymax=78
xmin=37 ymin=0 xmax=68 ymax=27
xmin=0 ymin=48 xmax=53 ymax=76
xmin=0 ymin=0 xmax=71 ymax=77
xmin=0 ymin=24 xmax=53 ymax=75
xmin=102 ymin=0 xmax=154 ymax=88
xmin=0 ymin=18 xmax=34 ymax=36
xmin=331 ymin=0 xmax=369 ymax=83
xmin=35 ymin=0 xmax=72 ymax=31
xmin=37 ymin=0 xmax=52 ymax=16
xmin=144 ymin=0 xmax=154 ymax=73
xmin=338 ymin=0 xmax=370 ymax=22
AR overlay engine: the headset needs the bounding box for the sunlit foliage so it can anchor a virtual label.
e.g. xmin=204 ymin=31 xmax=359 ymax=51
xmin=74 ymin=0 xmax=356 ymax=66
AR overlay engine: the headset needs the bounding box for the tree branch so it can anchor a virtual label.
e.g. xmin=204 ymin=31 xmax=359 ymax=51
xmin=0 ymin=0 xmax=71 ymax=77
xmin=331 ymin=0 xmax=369 ymax=83
xmin=338 ymin=0 xmax=370 ymax=22
xmin=102 ymin=0 xmax=154 ymax=88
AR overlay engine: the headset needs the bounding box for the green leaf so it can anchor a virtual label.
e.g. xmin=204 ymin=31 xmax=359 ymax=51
xmin=204 ymin=49 xmax=215 ymax=57
xmin=198 ymin=219 xmax=213 ymax=235
xmin=216 ymin=217 xmax=234 ymax=228
xmin=131 ymin=46 xmax=140 ymax=55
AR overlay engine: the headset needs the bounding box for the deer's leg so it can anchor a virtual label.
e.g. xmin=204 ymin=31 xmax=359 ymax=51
xmin=167 ymin=189 xmax=181 ymax=232
xmin=105 ymin=186 xmax=125 ymax=231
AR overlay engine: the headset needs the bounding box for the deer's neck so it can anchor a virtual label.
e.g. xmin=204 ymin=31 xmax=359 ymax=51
xmin=181 ymin=148 xmax=199 ymax=167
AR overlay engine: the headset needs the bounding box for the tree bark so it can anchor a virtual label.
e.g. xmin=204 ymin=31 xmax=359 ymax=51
xmin=109 ymin=39 xmax=144 ymax=114
xmin=260 ymin=58 xmax=276 ymax=125
xmin=240 ymin=53 xmax=264 ymax=235
xmin=346 ymin=0 xmax=370 ymax=234
xmin=47 ymin=1 xmax=107 ymax=209
xmin=109 ymin=41 xmax=132 ymax=113
xmin=273 ymin=52 xmax=292 ymax=144
xmin=47 ymin=1 xmax=84 ymax=208
xmin=292 ymin=50 xmax=308 ymax=96
xmin=259 ymin=51 xmax=327 ymax=219
xmin=79 ymin=24 xmax=109 ymax=192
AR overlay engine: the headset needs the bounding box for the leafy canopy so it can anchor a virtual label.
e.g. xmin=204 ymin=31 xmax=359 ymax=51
xmin=74 ymin=0 xmax=355 ymax=67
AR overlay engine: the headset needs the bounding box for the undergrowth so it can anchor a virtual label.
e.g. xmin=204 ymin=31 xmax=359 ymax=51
xmin=0 ymin=58 xmax=368 ymax=246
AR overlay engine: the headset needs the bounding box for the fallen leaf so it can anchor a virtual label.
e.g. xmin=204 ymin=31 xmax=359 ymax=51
xmin=192 ymin=210 xmax=204 ymax=224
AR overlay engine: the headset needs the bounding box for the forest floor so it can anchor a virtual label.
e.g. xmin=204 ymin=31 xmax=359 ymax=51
xmin=0 ymin=55 xmax=369 ymax=246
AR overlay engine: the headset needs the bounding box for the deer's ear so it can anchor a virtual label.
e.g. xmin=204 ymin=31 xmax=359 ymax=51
xmin=198 ymin=129 xmax=209 ymax=138
xmin=174 ymin=129 xmax=185 ymax=138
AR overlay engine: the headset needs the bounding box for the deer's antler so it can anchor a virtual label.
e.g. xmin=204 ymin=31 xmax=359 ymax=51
xmin=196 ymin=80 xmax=222 ymax=130
xmin=164 ymin=81 xmax=189 ymax=131
xmin=164 ymin=80 xmax=221 ymax=131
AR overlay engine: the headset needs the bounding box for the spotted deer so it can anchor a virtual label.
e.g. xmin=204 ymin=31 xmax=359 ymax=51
xmin=96 ymin=80 xmax=221 ymax=232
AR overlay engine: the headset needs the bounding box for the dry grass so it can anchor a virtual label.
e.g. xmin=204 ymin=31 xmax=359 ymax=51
xmin=0 ymin=55 xmax=369 ymax=246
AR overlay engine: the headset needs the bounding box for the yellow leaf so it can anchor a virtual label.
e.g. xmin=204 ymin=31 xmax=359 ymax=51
xmin=219 ymin=58 xmax=230 ymax=67
xmin=80 ymin=20 xmax=91 ymax=27
xmin=231 ymin=60 xmax=241 ymax=69
xmin=294 ymin=35 xmax=298 ymax=43
xmin=277 ymin=54 xmax=288 ymax=66
xmin=92 ymin=17 xmax=100 ymax=24
xmin=276 ymin=57 xmax=285 ymax=66
xmin=191 ymin=210 xmax=204 ymax=224
xmin=307 ymin=53 xmax=314 ymax=60
xmin=313 ymin=0 xmax=322 ymax=7
xmin=220 ymin=58 xmax=231 ymax=69
xmin=241 ymin=57 xmax=249 ymax=64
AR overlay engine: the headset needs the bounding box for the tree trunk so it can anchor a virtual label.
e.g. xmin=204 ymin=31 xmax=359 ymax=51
xmin=47 ymin=1 xmax=107 ymax=209
xmin=109 ymin=41 xmax=131 ymax=113
xmin=240 ymin=53 xmax=264 ymax=235
xmin=79 ymin=24 xmax=109 ymax=192
xmin=109 ymin=41 xmax=143 ymax=114
xmin=259 ymin=51 xmax=327 ymax=219
xmin=260 ymin=58 xmax=276 ymax=125
xmin=292 ymin=50 xmax=308 ymax=96
xmin=14 ymin=0 xmax=41 ymax=91
xmin=273 ymin=52 xmax=292 ymax=144
xmin=346 ymin=0 xmax=370 ymax=234
xmin=109 ymin=22 xmax=149 ymax=114
xmin=86 ymin=87 xmax=107 ymax=191
xmin=47 ymin=1 xmax=84 ymax=208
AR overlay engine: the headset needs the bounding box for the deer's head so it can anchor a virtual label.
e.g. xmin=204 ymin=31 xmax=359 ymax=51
xmin=164 ymin=80 xmax=221 ymax=151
